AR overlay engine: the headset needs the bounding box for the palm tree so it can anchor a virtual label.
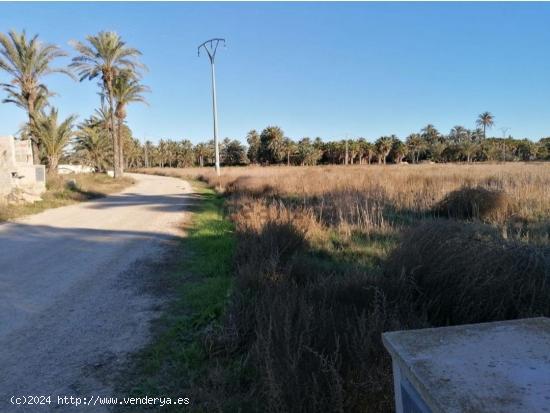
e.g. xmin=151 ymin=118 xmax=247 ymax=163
xmin=259 ymin=126 xmax=285 ymax=164
xmin=194 ymin=143 xmax=209 ymax=167
xmin=406 ymin=133 xmax=425 ymax=163
xmin=449 ymin=126 xmax=467 ymax=143
xmin=362 ymin=141 xmax=375 ymax=164
xmin=112 ymin=71 xmax=149 ymax=170
xmin=391 ymin=138 xmax=408 ymax=163
xmin=70 ymin=31 xmax=144 ymax=178
xmin=421 ymin=124 xmax=440 ymax=145
xmin=375 ymin=136 xmax=393 ymax=164
xmin=0 ymin=30 xmax=72 ymax=164
xmin=74 ymin=118 xmax=111 ymax=172
xmin=282 ymin=137 xmax=296 ymax=166
xmin=31 ymin=108 xmax=76 ymax=172
xmin=461 ymin=130 xmax=479 ymax=163
xmin=476 ymin=112 xmax=494 ymax=140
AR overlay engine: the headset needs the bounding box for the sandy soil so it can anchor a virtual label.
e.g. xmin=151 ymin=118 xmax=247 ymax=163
xmin=0 ymin=173 xmax=192 ymax=412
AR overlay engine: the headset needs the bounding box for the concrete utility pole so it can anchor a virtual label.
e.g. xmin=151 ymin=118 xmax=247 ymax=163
xmin=144 ymin=141 xmax=149 ymax=168
xmin=500 ymin=127 xmax=510 ymax=162
xmin=198 ymin=38 xmax=226 ymax=177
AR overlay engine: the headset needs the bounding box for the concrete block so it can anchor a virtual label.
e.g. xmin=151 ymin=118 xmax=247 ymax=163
xmin=383 ymin=318 xmax=550 ymax=413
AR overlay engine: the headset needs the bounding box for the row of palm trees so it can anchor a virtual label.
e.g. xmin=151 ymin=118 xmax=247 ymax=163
xmin=0 ymin=30 xmax=148 ymax=176
xmin=131 ymin=120 xmax=547 ymax=170
xmin=244 ymin=116 xmax=501 ymax=166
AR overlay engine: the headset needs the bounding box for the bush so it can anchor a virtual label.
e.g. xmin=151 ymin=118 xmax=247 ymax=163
xmin=434 ymin=186 xmax=512 ymax=222
xmin=385 ymin=220 xmax=550 ymax=326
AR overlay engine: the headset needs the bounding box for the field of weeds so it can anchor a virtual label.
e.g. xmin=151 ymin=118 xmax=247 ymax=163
xmin=137 ymin=163 xmax=550 ymax=412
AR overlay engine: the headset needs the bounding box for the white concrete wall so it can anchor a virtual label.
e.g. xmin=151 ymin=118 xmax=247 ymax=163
xmin=0 ymin=136 xmax=46 ymax=201
xmin=58 ymin=164 xmax=95 ymax=175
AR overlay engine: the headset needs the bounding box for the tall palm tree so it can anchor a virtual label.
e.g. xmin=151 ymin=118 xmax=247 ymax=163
xmin=112 ymin=71 xmax=149 ymax=170
xmin=0 ymin=30 xmax=72 ymax=164
xmin=31 ymin=108 xmax=76 ymax=172
xmin=70 ymin=31 xmax=144 ymax=178
xmin=476 ymin=112 xmax=494 ymax=140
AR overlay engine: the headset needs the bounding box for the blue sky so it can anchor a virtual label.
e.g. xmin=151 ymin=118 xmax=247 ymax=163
xmin=1 ymin=2 xmax=550 ymax=144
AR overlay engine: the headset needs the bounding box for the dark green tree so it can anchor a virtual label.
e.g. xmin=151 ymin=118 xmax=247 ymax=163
xmin=222 ymin=139 xmax=248 ymax=166
xmin=246 ymin=129 xmax=261 ymax=164
xmin=259 ymin=126 xmax=285 ymax=164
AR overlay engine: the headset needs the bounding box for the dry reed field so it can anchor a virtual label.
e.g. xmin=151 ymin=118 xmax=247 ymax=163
xmin=138 ymin=163 xmax=550 ymax=412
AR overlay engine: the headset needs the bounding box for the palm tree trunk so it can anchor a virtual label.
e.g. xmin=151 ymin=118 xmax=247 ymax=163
xmin=117 ymin=117 xmax=124 ymax=173
xmin=27 ymin=103 xmax=41 ymax=165
xmin=107 ymin=92 xmax=121 ymax=178
xmin=48 ymin=155 xmax=58 ymax=173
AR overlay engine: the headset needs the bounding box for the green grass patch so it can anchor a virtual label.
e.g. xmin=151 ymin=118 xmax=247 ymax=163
xmin=119 ymin=181 xmax=235 ymax=411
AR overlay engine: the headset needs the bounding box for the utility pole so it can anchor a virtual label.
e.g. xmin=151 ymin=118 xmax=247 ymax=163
xmin=144 ymin=140 xmax=149 ymax=168
xmin=344 ymin=133 xmax=349 ymax=165
xmin=198 ymin=38 xmax=226 ymax=177
xmin=500 ymin=127 xmax=510 ymax=162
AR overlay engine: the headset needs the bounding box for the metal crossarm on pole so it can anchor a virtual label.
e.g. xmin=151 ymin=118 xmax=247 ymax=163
xmin=198 ymin=38 xmax=226 ymax=177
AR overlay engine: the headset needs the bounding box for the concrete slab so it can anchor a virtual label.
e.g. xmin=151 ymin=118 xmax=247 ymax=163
xmin=383 ymin=318 xmax=550 ymax=413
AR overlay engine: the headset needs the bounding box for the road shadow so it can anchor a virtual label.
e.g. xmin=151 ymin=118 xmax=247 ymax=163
xmin=82 ymin=190 xmax=204 ymax=214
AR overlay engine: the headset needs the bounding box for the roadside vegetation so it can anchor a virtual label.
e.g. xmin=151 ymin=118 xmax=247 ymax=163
xmin=138 ymin=163 xmax=549 ymax=412
xmin=0 ymin=173 xmax=133 ymax=222
xmin=117 ymin=182 xmax=235 ymax=411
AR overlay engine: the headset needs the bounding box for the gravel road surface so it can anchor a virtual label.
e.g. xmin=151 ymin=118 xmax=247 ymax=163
xmin=0 ymin=173 xmax=192 ymax=412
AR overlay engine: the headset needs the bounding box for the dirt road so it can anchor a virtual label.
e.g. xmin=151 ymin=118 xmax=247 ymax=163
xmin=0 ymin=173 xmax=192 ymax=412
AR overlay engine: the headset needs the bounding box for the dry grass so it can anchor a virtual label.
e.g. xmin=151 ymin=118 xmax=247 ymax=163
xmin=0 ymin=173 xmax=133 ymax=222
xmin=136 ymin=163 xmax=550 ymax=412
xmin=385 ymin=220 xmax=550 ymax=326
xmin=138 ymin=162 xmax=550 ymax=221
xmin=137 ymin=163 xmax=550 ymax=247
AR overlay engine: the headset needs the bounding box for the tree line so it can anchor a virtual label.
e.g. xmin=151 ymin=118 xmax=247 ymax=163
xmin=124 ymin=121 xmax=550 ymax=169
xmin=0 ymin=29 xmax=148 ymax=177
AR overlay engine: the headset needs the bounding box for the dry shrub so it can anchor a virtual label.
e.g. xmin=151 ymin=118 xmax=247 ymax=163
xmin=221 ymin=217 xmax=402 ymax=413
xmin=434 ymin=186 xmax=512 ymax=222
xmin=385 ymin=220 xmax=550 ymax=326
xmin=249 ymin=282 xmax=397 ymax=413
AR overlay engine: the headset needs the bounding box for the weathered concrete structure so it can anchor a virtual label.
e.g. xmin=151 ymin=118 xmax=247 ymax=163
xmin=0 ymin=136 xmax=46 ymax=202
xmin=58 ymin=164 xmax=94 ymax=175
xmin=383 ymin=317 xmax=550 ymax=413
